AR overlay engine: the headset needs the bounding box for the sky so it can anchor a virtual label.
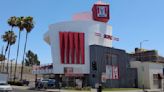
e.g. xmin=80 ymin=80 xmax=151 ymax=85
xmin=0 ymin=0 xmax=164 ymax=64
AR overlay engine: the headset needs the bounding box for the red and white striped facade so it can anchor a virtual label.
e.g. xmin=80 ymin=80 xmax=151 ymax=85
xmin=59 ymin=32 xmax=85 ymax=64
xmin=43 ymin=20 xmax=112 ymax=74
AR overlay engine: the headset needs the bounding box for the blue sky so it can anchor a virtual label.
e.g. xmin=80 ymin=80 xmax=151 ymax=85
xmin=0 ymin=0 xmax=164 ymax=64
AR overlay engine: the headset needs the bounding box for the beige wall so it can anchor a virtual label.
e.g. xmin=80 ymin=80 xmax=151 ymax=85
xmin=130 ymin=61 xmax=163 ymax=89
xmin=0 ymin=63 xmax=42 ymax=81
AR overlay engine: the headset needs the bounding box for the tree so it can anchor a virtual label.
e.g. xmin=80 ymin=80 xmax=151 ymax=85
xmin=13 ymin=16 xmax=25 ymax=81
xmin=0 ymin=54 xmax=5 ymax=61
xmin=1 ymin=16 xmax=16 ymax=72
xmin=0 ymin=54 xmax=5 ymax=72
xmin=25 ymin=50 xmax=40 ymax=66
xmin=2 ymin=30 xmax=17 ymax=73
xmin=20 ymin=16 xmax=34 ymax=80
xmin=7 ymin=16 xmax=17 ymax=30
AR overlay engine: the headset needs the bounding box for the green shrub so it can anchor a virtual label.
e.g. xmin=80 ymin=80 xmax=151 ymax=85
xmin=15 ymin=81 xmax=23 ymax=86
xmin=7 ymin=81 xmax=23 ymax=86
xmin=8 ymin=81 xmax=15 ymax=85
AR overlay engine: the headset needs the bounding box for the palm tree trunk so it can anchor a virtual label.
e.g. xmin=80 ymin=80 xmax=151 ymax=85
xmin=20 ymin=32 xmax=28 ymax=81
xmin=0 ymin=46 xmax=4 ymax=72
xmin=10 ymin=60 xmax=13 ymax=81
xmin=6 ymin=27 xmax=13 ymax=73
xmin=13 ymin=31 xmax=21 ymax=81
xmin=2 ymin=43 xmax=9 ymax=72
xmin=6 ymin=44 xmax=11 ymax=74
xmin=0 ymin=61 xmax=2 ymax=72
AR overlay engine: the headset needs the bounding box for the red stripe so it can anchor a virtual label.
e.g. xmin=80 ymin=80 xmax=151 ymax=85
xmin=79 ymin=33 xmax=85 ymax=64
xmin=59 ymin=32 xmax=85 ymax=65
xmin=69 ymin=32 xmax=74 ymax=64
xmin=97 ymin=7 xmax=99 ymax=14
xmin=74 ymin=32 xmax=80 ymax=64
xmin=105 ymin=7 xmax=107 ymax=14
xmin=64 ymin=32 xmax=69 ymax=64
xmin=59 ymin=32 xmax=65 ymax=64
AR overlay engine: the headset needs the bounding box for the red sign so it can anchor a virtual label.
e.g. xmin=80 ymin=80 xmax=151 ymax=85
xmin=92 ymin=4 xmax=110 ymax=23
xmin=112 ymin=66 xmax=119 ymax=79
xmin=106 ymin=65 xmax=119 ymax=80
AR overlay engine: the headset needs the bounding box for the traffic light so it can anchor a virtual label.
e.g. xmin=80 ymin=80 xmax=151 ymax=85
xmin=92 ymin=61 xmax=97 ymax=71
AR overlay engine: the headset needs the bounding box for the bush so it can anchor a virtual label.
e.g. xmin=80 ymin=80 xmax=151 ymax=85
xmin=15 ymin=81 xmax=23 ymax=86
xmin=8 ymin=81 xmax=23 ymax=86
xmin=64 ymin=86 xmax=91 ymax=91
xmin=8 ymin=81 xmax=15 ymax=85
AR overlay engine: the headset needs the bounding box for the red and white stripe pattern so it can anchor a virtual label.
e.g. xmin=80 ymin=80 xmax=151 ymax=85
xmin=59 ymin=32 xmax=85 ymax=64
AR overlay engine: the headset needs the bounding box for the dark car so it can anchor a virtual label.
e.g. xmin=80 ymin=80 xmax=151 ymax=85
xmin=21 ymin=80 xmax=29 ymax=86
xmin=47 ymin=79 xmax=56 ymax=88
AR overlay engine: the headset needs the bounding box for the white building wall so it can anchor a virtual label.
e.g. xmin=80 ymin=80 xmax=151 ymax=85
xmin=149 ymin=63 xmax=163 ymax=89
xmin=130 ymin=61 xmax=163 ymax=89
xmin=44 ymin=20 xmax=112 ymax=74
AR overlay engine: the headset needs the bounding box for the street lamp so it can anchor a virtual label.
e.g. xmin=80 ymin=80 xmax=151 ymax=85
xmin=140 ymin=40 xmax=149 ymax=51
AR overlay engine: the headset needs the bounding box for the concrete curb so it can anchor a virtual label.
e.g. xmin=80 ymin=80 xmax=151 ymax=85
xmin=12 ymin=86 xmax=29 ymax=90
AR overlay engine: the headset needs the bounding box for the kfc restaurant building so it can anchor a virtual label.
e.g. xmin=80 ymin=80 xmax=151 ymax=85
xmin=33 ymin=1 xmax=137 ymax=88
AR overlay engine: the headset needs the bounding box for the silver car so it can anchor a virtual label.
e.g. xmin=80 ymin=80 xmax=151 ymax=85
xmin=0 ymin=83 xmax=12 ymax=92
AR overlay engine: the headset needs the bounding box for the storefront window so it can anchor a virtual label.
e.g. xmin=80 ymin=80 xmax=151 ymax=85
xmin=153 ymin=74 xmax=160 ymax=88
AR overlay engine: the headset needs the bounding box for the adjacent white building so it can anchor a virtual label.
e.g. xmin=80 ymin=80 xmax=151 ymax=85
xmin=130 ymin=61 xmax=164 ymax=89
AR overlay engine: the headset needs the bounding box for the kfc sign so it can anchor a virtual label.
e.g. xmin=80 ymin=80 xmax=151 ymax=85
xmin=92 ymin=4 xmax=110 ymax=23
xmin=97 ymin=6 xmax=108 ymax=17
xmin=95 ymin=32 xmax=119 ymax=41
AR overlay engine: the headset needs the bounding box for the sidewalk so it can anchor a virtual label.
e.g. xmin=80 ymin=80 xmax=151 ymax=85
xmin=46 ymin=89 xmax=162 ymax=92
xmin=11 ymin=86 xmax=162 ymax=92
xmin=12 ymin=85 xmax=29 ymax=90
xmin=46 ymin=89 xmax=143 ymax=92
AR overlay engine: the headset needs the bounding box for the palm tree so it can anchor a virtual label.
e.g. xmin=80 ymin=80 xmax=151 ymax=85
xmin=0 ymin=53 xmax=5 ymax=72
xmin=2 ymin=31 xmax=17 ymax=73
xmin=2 ymin=31 xmax=10 ymax=72
xmin=20 ymin=16 xmax=34 ymax=80
xmin=0 ymin=46 xmax=5 ymax=72
xmin=7 ymin=16 xmax=17 ymax=31
xmin=13 ymin=17 xmax=25 ymax=81
xmin=0 ymin=54 xmax=5 ymax=62
xmin=25 ymin=50 xmax=40 ymax=66
xmin=8 ymin=34 xmax=16 ymax=80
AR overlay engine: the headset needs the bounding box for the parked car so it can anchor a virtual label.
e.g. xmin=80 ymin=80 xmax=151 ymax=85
xmin=47 ymin=79 xmax=56 ymax=88
xmin=0 ymin=83 xmax=12 ymax=92
xmin=37 ymin=79 xmax=56 ymax=89
xmin=21 ymin=80 xmax=29 ymax=86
